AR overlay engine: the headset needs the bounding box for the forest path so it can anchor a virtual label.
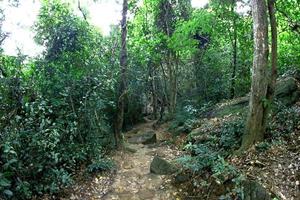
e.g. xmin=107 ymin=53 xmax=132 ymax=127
xmin=103 ymin=120 xmax=182 ymax=200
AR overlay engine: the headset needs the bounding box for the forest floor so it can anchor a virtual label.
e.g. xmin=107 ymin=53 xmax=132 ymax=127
xmin=49 ymin=101 xmax=300 ymax=200
xmin=62 ymin=120 xmax=183 ymax=200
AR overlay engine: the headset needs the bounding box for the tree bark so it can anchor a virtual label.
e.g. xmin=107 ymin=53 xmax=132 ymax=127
xmin=240 ymin=0 xmax=269 ymax=151
xmin=151 ymin=65 xmax=158 ymax=119
xmin=115 ymin=0 xmax=128 ymax=148
xmin=230 ymin=1 xmax=238 ymax=99
xmin=168 ymin=52 xmax=177 ymax=116
xmin=266 ymin=0 xmax=278 ymax=99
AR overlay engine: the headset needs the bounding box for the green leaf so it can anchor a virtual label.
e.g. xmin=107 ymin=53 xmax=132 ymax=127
xmin=0 ymin=179 xmax=11 ymax=187
xmin=3 ymin=189 xmax=13 ymax=197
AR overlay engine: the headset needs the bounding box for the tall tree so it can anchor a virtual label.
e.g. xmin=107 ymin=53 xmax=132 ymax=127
xmin=154 ymin=0 xmax=191 ymax=116
xmin=115 ymin=0 xmax=128 ymax=147
xmin=240 ymin=0 xmax=278 ymax=151
xmin=230 ymin=0 xmax=238 ymax=98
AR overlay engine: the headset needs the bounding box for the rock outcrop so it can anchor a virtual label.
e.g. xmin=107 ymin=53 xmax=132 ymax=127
xmin=242 ymin=180 xmax=271 ymax=200
xmin=150 ymin=156 xmax=178 ymax=175
xmin=128 ymin=131 xmax=157 ymax=145
xmin=275 ymin=77 xmax=300 ymax=106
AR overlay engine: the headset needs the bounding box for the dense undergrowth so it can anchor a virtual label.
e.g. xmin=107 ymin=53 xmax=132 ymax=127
xmin=169 ymin=81 xmax=300 ymax=199
xmin=0 ymin=2 xmax=117 ymax=199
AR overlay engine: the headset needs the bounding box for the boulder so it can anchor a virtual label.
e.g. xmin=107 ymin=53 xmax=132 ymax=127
xmin=242 ymin=180 xmax=271 ymax=200
xmin=207 ymin=74 xmax=300 ymax=118
xmin=173 ymin=173 xmax=191 ymax=184
xmin=150 ymin=156 xmax=178 ymax=175
xmin=128 ymin=131 xmax=157 ymax=145
xmin=275 ymin=77 xmax=300 ymax=106
xmin=124 ymin=145 xmax=137 ymax=153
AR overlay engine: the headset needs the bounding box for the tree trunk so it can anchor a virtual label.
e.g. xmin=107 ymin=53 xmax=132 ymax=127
xmin=240 ymin=0 xmax=269 ymax=151
xmin=168 ymin=52 xmax=177 ymax=116
xmin=152 ymin=66 xmax=158 ymax=119
xmin=115 ymin=0 xmax=128 ymax=148
xmin=149 ymin=63 xmax=158 ymax=119
xmin=230 ymin=1 xmax=238 ymax=99
xmin=266 ymin=0 xmax=278 ymax=101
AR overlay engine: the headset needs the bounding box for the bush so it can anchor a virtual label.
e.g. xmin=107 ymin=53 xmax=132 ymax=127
xmin=219 ymin=119 xmax=244 ymax=150
xmin=0 ymin=3 xmax=117 ymax=197
xmin=269 ymin=104 xmax=300 ymax=139
xmin=212 ymin=157 xmax=238 ymax=184
xmin=0 ymin=87 xmax=114 ymax=198
xmin=177 ymin=144 xmax=219 ymax=172
xmin=86 ymin=159 xmax=115 ymax=174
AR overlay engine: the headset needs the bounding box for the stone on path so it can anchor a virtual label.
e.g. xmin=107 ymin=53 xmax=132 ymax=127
xmin=150 ymin=156 xmax=178 ymax=175
xmin=128 ymin=131 xmax=157 ymax=145
xmin=137 ymin=189 xmax=155 ymax=199
xmin=118 ymin=192 xmax=134 ymax=200
xmin=242 ymin=180 xmax=271 ymax=200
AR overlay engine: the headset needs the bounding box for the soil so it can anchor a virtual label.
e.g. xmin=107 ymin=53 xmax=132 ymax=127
xmin=60 ymin=120 xmax=182 ymax=200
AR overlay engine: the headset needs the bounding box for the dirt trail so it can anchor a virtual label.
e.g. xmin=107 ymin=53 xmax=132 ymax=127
xmin=103 ymin=121 xmax=181 ymax=200
xmin=65 ymin=121 xmax=182 ymax=200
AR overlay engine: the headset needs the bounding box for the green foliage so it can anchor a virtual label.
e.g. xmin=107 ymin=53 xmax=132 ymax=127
xmin=86 ymin=159 xmax=115 ymax=174
xmin=219 ymin=119 xmax=244 ymax=150
xmin=212 ymin=157 xmax=238 ymax=184
xmin=276 ymin=0 xmax=300 ymax=71
xmin=177 ymin=144 xmax=218 ymax=172
xmin=0 ymin=1 xmax=117 ymax=199
xmin=255 ymin=142 xmax=271 ymax=153
xmin=269 ymin=104 xmax=300 ymax=138
xmin=170 ymin=104 xmax=197 ymax=127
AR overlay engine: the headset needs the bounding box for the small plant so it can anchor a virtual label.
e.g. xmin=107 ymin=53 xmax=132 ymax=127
xmin=212 ymin=157 xmax=238 ymax=184
xmin=269 ymin=105 xmax=300 ymax=138
xmin=177 ymin=144 xmax=219 ymax=172
xmin=219 ymin=119 xmax=244 ymax=150
xmin=86 ymin=159 xmax=115 ymax=173
xmin=0 ymin=173 xmax=13 ymax=198
xmin=255 ymin=142 xmax=271 ymax=152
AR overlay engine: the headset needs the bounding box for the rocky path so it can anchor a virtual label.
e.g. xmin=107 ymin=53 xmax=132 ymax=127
xmin=65 ymin=121 xmax=182 ymax=200
xmin=103 ymin=121 xmax=181 ymax=200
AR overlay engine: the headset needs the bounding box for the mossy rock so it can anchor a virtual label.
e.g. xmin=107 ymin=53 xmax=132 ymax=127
xmin=173 ymin=172 xmax=191 ymax=185
xmin=275 ymin=77 xmax=300 ymax=106
xmin=150 ymin=156 xmax=179 ymax=175
xmin=128 ymin=131 xmax=157 ymax=145
xmin=242 ymin=180 xmax=271 ymax=200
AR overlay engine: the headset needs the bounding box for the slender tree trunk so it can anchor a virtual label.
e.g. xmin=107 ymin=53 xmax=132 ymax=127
xmin=149 ymin=63 xmax=158 ymax=119
xmin=168 ymin=53 xmax=177 ymax=116
xmin=240 ymin=0 xmax=269 ymax=151
xmin=266 ymin=0 xmax=278 ymax=100
xmin=230 ymin=1 xmax=238 ymax=98
xmin=152 ymin=66 xmax=158 ymax=119
xmin=115 ymin=0 xmax=128 ymax=148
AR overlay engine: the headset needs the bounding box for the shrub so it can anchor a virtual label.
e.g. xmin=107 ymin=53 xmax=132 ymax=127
xmin=0 ymin=89 xmax=114 ymax=199
xmin=269 ymin=104 xmax=300 ymax=138
xmin=219 ymin=119 xmax=244 ymax=150
xmin=86 ymin=159 xmax=115 ymax=174
xmin=177 ymin=144 xmax=219 ymax=172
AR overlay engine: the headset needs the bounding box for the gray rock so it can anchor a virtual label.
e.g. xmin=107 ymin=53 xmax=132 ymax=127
xmin=124 ymin=146 xmax=137 ymax=153
xmin=127 ymin=131 xmax=157 ymax=145
xmin=275 ymin=77 xmax=300 ymax=105
xmin=242 ymin=180 xmax=271 ymax=200
xmin=173 ymin=173 xmax=190 ymax=184
xmin=150 ymin=156 xmax=178 ymax=175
